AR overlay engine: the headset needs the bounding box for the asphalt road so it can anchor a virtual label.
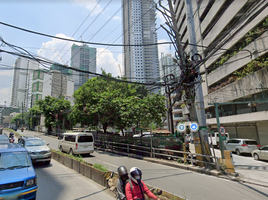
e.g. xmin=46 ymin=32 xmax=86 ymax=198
xmin=19 ymin=130 xmax=268 ymax=200
xmin=34 ymin=160 xmax=114 ymax=200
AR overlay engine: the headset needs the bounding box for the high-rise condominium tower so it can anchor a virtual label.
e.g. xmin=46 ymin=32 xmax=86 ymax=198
xmin=71 ymin=44 xmax=96 ymax=91
xmin=11 ymin=57 xmax=39 ymax=111
xmin=123 ymin=0 xmax=159 ymax=86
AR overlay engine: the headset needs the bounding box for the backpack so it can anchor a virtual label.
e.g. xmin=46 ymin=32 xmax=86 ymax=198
xmin=128 ymin=180 xmax=145 ymax=200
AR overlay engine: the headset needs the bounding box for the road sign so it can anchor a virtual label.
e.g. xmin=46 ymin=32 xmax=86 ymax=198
xmin=190 ymin=122 xmax=199 ymax=132
xmin=177 ymin=123 xmax=186 ymax=133
xmin=219 ymin=126 xmax=226 ymax=136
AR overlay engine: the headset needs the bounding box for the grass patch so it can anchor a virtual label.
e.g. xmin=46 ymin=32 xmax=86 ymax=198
xmin=93 ymin=163 xmax=108 ymax=172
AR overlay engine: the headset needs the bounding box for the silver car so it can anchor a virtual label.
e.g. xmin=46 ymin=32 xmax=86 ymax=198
xmin=18 ymin=136 xmax=51 ymax=165
xmin=225 ymin=139 xmax=260 ymax=155
xmin=252 ymin=145 xmax=268 ymax=161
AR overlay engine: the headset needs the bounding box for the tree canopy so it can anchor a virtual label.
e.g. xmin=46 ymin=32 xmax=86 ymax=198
xmin=71 ymin=71 xmax=166 ymax=134
xmin=37 ymin=96 xmax=71 ymax=133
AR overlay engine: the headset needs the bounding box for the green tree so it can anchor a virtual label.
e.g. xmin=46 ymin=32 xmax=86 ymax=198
xmin=72 ymin=71 xmax=167 ymax=134
xmin=27 ymin=106 xmax=42 ymax=130
xmin=37 ymin=96 xmax=71 ymax=133
xmin=10 ymin=113 xmax=25 ymax=127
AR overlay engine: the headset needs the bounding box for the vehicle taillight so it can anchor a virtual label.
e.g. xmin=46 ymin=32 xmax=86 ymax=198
xmin=257 ymin=145 xmax=261 ymax=147
xmin=76 ymin=143 xmax=78 ymax=149
xmin=241 ymin=144 xmax=248 ymax=147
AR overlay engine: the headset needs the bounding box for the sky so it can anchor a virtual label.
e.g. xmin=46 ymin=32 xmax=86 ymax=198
xmin=0 ymin=0 xmax=174 ymax=106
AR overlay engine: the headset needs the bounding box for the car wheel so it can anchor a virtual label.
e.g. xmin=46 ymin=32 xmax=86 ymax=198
xmin=236 ymin=149 xmax=240 ymax=155
xmin=59 ymin=145 xmax=63 ymax=152
xmin=69 ymin=149 xmax=73 ymax=155
xmin=45 ymin=160 xmax=51 ymax=165
xmin=254 ymin=153 xmax=259 ymax=160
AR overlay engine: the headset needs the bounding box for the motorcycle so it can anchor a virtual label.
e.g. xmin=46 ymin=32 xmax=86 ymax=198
xmin=9 ymin=136 xmax=15 ymax=143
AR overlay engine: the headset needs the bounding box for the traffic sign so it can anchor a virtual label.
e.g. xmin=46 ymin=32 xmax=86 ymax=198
xmin=177 ymin=123 xmax=186 ymax=133
xmin=190 ymin=122 xmax=199 ymax=132
xmin=219 ymin=126 xmax=226 ymax=136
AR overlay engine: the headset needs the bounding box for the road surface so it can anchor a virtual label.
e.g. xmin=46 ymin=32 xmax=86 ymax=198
xmin=34 ymin=160 xmax=114 ymax=200
xmin=20 ymin=130 xmax=268 ymax=200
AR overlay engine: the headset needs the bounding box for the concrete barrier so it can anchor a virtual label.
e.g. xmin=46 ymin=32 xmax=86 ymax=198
xmin=51 ymin=151 xmax=59 ymax=161
xmin=72 ymin=159 xmax=80 ymax=173
xmin=58 ymin=154 xmax=73 ymax=169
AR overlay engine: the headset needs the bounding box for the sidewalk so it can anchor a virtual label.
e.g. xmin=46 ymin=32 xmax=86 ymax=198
xmin=212 ymin=148 xmax=268 ymax=187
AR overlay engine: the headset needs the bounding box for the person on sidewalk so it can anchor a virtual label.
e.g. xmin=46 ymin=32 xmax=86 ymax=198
xmin=117 ymin=166 xmax=129 ymax=200
xmin=125 ymin=167 xmax=160 ymax=200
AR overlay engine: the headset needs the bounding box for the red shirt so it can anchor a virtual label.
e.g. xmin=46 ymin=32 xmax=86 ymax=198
xmin=125 ymin=180 xmax=158 ymax=200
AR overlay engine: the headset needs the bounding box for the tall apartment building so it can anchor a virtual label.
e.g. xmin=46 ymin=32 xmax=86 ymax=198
xmin=28 ymin=69 xmax=75 ymax=108
xmin=160 ymin=53 xmax=187 ymax=129
xmin=50 ymin=63 xmax=72 ymax=77
xmin=123 ymin=0 xmax=159 ymax=86
xmin=70 ymin=44 xmax=96 ymax=92
xmin=173 ymin=0 xmax=268 ymax=145
xmin=11 ymin=57 xmax=39 ymax=111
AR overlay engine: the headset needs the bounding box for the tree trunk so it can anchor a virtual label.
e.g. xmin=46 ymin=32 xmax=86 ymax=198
xmin=103 ymin=123 xmax=108 ymax=133
xmin=121 ymin=128 xmax=124 ymax=136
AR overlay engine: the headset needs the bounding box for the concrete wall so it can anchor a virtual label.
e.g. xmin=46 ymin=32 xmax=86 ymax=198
xmin=204 ymin=66 xmax=268 ymax=107
xmin=256 ymin=121 xmax=268 ymax=146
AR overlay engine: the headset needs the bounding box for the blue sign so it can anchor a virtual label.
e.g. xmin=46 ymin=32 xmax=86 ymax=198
xmin=190 ymin=122 xmax=199 ymax=132
xmin=178 ymin=123 xmax=186 ymax=133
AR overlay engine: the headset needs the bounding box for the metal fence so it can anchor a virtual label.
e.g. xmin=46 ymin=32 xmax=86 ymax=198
xmin=95 ymin=139 xmax=221 ymax=171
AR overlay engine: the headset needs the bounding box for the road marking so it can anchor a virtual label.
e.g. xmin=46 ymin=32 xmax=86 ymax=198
xmin=96 ymin=159 xmax=118 ymax=168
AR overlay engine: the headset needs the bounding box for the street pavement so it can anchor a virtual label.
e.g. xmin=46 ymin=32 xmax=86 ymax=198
xmin=13 ymin=129 xmax=268 ymax=200
xmin=34 ymin=160 xmax=114 ymax=200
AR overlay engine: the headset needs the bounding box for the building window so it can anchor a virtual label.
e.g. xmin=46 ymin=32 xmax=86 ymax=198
xmin=174 ymin=113 xmax=183 ymax=118
xmin=32 ymin=82 xmax=43 ymax=92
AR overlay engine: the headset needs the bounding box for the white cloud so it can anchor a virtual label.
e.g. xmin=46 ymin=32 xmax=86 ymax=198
xmin=0 ymin=87 xmax=11 ymax=106
xmin=157 ymin=39 xmax=174 ymax=58
xmin=37 ymin=33 xmax=80 ymax=66
xmin=112 ymin=16 xmax=121 ymax=21
xmin=97 ymin=48 xmax=122 ymax=77
xmin=73 ymin=0 xmax=102 ymax=15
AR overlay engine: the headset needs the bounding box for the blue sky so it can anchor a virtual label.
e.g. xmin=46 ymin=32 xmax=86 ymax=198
xmin=0 ymin=0 xmax=174 ymax=105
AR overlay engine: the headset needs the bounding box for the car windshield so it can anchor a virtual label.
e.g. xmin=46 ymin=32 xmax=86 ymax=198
xmin=25 ymin=139 xmax=45 ymax=146
xmin=0 ymin=151 xmax=31 ymax=170
xmin=244 ymin=140 xmax=258 ymax=145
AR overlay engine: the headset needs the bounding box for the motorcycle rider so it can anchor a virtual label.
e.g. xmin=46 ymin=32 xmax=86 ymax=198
xmin=117 ymin=166 xmax=129 ymax=200
xmin=9 ymin=131 xmax=15 ymax=143
xmin=125 ymin=167 xmax=160 ymax=200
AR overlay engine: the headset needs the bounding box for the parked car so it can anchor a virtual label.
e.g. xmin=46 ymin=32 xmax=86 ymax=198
xmin=133 ymin=132 xmax=152 ymax=138
xmin=0 ymin=134 xmax=9 ymax=143
xmin=225 ymin=138 xmax=260 ymax=155
xmin=252 ymin=145 xmax=268 ymax=161
xmin=0 ymin=143 xmax=37 ymax=200
xmin=18 ymin=136 xmax=51 ymax=165
xmin=58 ymin=132 xmax=94 ymax=155
xmin=209 ymin=132 xmax=230 ymax=148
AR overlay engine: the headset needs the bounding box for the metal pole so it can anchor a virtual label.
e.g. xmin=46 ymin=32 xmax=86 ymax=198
xmin=185 ymin=0 xmax=211 ymax=158
xmin=215 ymin=103 xmax=225 ymax=158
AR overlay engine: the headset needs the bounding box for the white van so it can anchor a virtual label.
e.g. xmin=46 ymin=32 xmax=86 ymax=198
xmin=58 ymin=132 xmax=94 ymax=155
xmin=209 ymin=132 xmax=229 ymax=148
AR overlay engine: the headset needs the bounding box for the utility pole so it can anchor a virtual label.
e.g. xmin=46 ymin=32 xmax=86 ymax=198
xmin=21 ymin=102 xmax=23 ymax=128
xmin=185 ymin=0 xmax=211 ymax=157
